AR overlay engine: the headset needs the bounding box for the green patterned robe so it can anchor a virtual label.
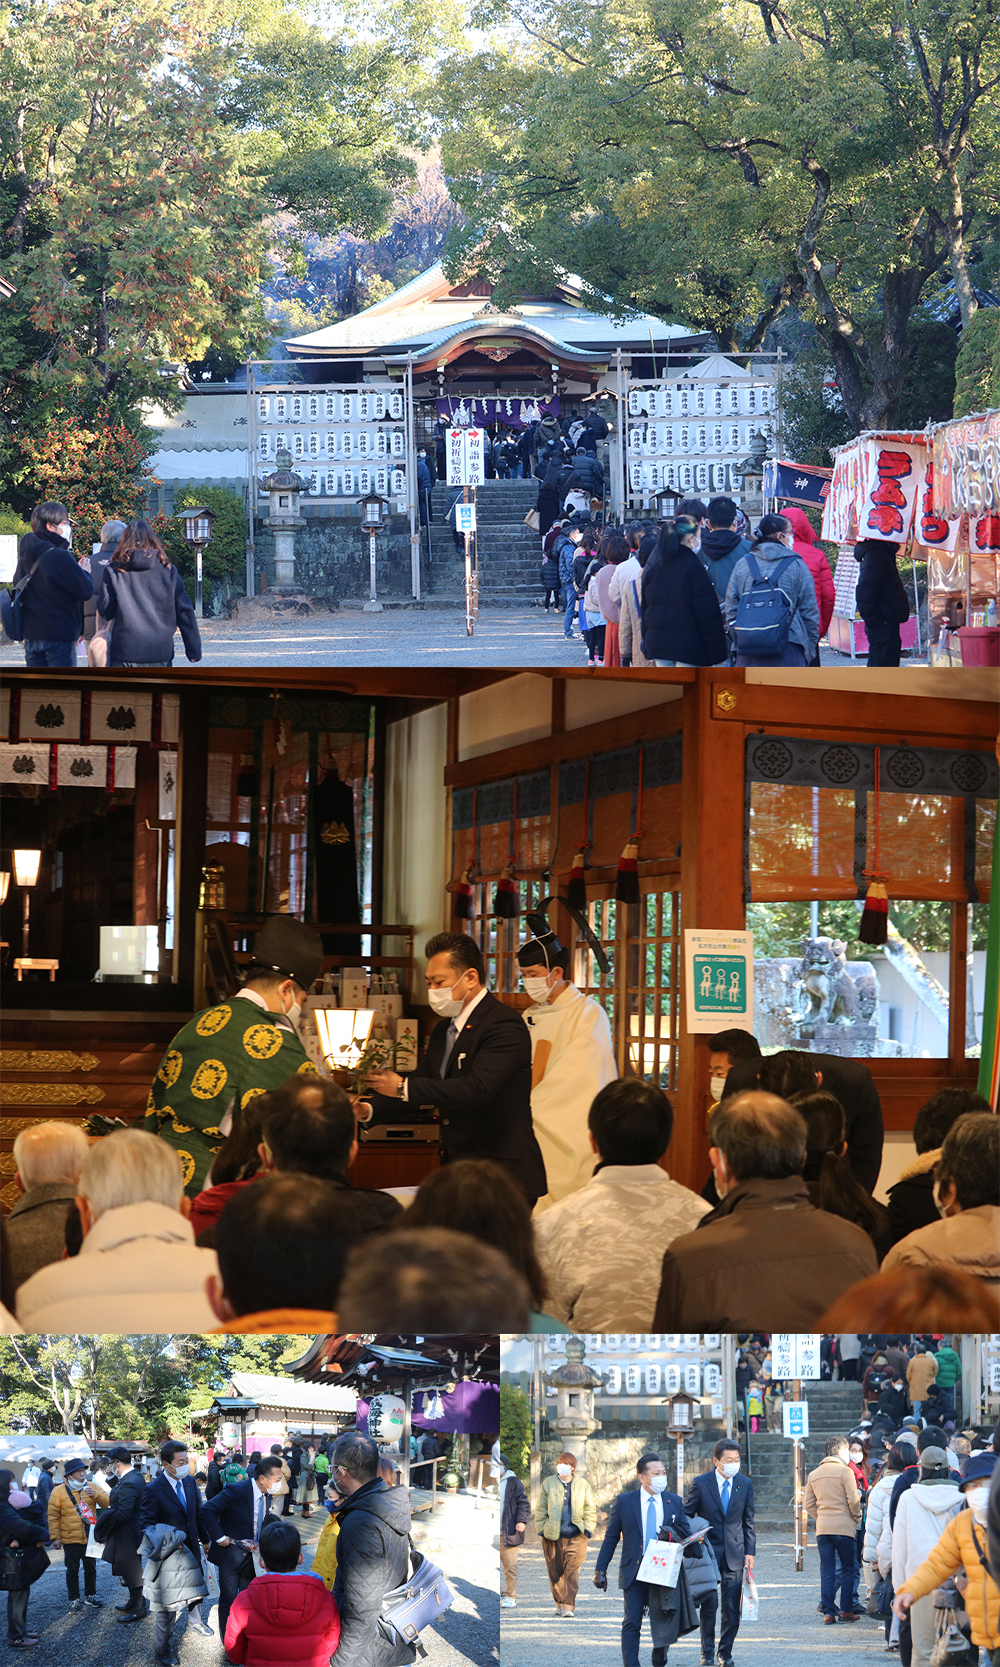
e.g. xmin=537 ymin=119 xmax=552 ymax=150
xmin=144 ymin=995 xmax=317 ymax=1194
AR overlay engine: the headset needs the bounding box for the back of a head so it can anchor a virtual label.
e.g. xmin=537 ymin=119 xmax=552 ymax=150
xmin=752 ymin=512 xmax=793 ymax=546
xmin=215 ymin=1174 xmax=354 ymax=1316
xmin=99 ymin=518 xmax=127 ymax=549
xmin=78 ymin=1129 xmax=184 ymax=1219
xmin=337 ymin=1227 xmax=530 ymax=1331
xmin=13 ymin=1120 xmax=89 ymax=1189
xmin=819 ymin=1264 xmax=1000 ymax=1331
xmin=758 ymin=1050 xmax=821 ymax=1101
xmin=603 ymin=534 xmax=630 ymax=566
xmin=655 ymin=517 xmax=698 ymax=561
xmin=588 ymin=1078 xmax=673 ymax=1166
xmin=913 ymin=1089 xmax=991 ymax=1156
xmin=636 ymin=533 xmax=658 ymax=568
xmin=259 ymin=1518 xmax=300 ymax=1573
xmin=824 ymin=1436 xmax=848 ymax=1459
xmin=889 ymin=1442 xmax=917 ymax=1472
xmin=707 ymin=496 xmax=738 ymax=529
xmin=938 ymin=1114 xmax=1000 ymax=1210
xmin=405 ymin=1160 xmax=544 ymax=1308
xmin=333 ymin=1430 xmax=378 ymax=1485
xmin=708 ymin=1029 xmax=762 ymax=1065
xmin=788 ymin=1090 xmax=849 ymax=1190
xmin=676 ymin=497 xmax=706 ymax=522
xmin=708 ymin=1091 xmax=807 ymax=1183
xmin=261 ymin=1077 xmax=355 ymax=1179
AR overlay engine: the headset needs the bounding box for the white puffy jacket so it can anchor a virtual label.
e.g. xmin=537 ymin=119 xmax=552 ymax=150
xmin=890 ymin=1479 xmax=964 ymax=1590
xmin=15 ymin=1201 xmax=219 ymax=1334
xmin=863 ymin=1471 xmax=896 ymax=1568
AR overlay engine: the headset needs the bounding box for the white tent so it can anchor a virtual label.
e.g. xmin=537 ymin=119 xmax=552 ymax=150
xmin=0 ymin=1432 xmax=93 ymax=1485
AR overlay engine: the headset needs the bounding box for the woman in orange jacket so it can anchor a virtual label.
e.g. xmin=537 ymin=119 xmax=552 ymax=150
xmin=894 ymin=1454 xmax=999 ymax=1661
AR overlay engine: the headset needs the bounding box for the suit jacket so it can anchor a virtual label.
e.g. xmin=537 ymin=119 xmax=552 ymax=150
xmin=96 ymin=1467 xmax=145 ymax=1546
xmin=725 ymin=1053 xmax=883 ymax=1193
xmin=595 ymin=1487 xmax=691 ymax=1590
xmin=139 ymin=1471 xmax=208 ymax=1558
xmin=684 ymin=1471 xmax=755 ymax=1573
xmin=370 ymin=990 xmax=547 ymax=1203
xmin=202 ymin=1477 xmax=279 ymax=1569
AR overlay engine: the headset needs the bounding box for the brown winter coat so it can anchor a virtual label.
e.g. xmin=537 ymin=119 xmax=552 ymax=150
xmin=906 ymin=1353 xmax=938 ymax=1401
xmin=803 ymin=1457 xmax=861 ymax=1538
xmin=5 ymin=1183 xmax=79 ymax=1293
xmin=652 ymin=1176 xmax=879 ymax=1330
xmin=882 ymin=1207 xmax=1000 ymax=1296
xmin=898 ymin=1507 xmax=1000 ymax=1653
xmin=48 ymin=1479 xmax=110 ymax=1545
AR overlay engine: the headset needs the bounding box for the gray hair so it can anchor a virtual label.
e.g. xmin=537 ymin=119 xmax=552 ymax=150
xmin=100 ymin=519 xmax=127 ymax=548
xmin=77 ymin=1129 xmax=184 ymax=1219
xmin=13 ymin=1121 xmax=89 ymax=1189
xmin=708 ymin=1090 xmax=807 ymax=1182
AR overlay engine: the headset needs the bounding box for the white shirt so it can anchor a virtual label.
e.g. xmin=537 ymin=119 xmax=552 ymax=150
xmin=641 ymin=1487 xmax=663 ymax=1542
xmin=716 ymin=1468 xmax=736 ymax=1499
xmin=400 ymin=987 xmax=489 ymax=1101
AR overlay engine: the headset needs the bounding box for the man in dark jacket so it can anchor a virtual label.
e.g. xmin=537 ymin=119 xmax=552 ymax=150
xmin=13 ymin=503 xmax=93 ymax=666
xmin=36 ymin=1460 xmax=55 ymax=1527
xmin=364 ymin=932 xmax=547 ymax=1207
xmin=202 ymin=1454 xmax=284 ymax=1640
xmin=257 ymin=1076 xmax=403 ymax=1236
xmin=855 ymin=538 xmax=910 ymax=667
xmin=567 ymin=449 xmax=604 ymax=500
xmin=416 ymin=452 xmax=433 ymax=527
xmin=331 ymin=1431 xmax=417 ymax=1667
xmin=498 ymin=1454 xmax=530 ymax=1607
xmin=685 ymin=1439 xmax=755 ymax=1667
xmin=700 ymin=498 xmax=751 ymax=604
xmin=83 ymin=518 xmax=126 ymax=642
xmin=100 ymin=1446 xmax=147 ymax=1624
xmin=139 ymin=1441 xmax=214 ymax=1661
xmin=726 ymin=1046 xmax=884 ymax=1195
xmin=579 ymin=410 xmax=610 ymax=453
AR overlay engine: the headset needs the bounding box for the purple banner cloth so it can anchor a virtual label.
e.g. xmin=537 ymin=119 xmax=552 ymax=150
xmin=435 ymin=396 xmax=560 ymax=431
xmin=411 ymin=1381 xmax=501 ymax=1433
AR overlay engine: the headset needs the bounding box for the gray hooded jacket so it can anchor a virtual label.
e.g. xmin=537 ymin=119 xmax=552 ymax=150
xmin=332 ymin=1478 xmax=417 ymax=1667
xmin=723 ymin=540 xmax=821 ymax=659
xmin=138 ymin=1522 xmax=208 ymax=1612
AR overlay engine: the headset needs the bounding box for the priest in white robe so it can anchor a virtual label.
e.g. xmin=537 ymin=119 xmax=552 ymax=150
xmin=518 ymin=930 xmax=617 ymax=1209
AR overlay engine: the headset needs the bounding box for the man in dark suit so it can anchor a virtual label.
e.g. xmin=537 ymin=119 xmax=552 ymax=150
xmin=364 ymin=932 xmax=547 ymax=1207
xmin=202 ymin=1452 xmax=284 ymax=1640
xmin=139 ymin=1441 xmax=214 ymax=1664
xmin=101 ymin=1445 xmax=147 ymax=1624
xmin=726 ymin=1046 xmax=883 ymax=1193
xmin=594 ymin=1453 xmax=694 ymax=1667
xmin=684 ymin=1440 xmax=755 ymax=1667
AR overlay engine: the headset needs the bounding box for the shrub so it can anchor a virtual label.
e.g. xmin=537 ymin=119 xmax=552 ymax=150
xmin=156 ymin=487 xmax=249 ymax=598
xmin=499 ymin=1383 xmax=533 ymax=1481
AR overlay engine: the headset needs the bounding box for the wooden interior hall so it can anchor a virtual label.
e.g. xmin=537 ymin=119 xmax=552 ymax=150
xmin=2 ymin=664 xmax=996 ymax=1208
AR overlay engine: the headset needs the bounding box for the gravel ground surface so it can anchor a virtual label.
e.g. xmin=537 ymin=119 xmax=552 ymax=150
xmin=15 ymin=1493 xmax=498 ymax=1667
xmin=0 ymin=610 xmax=928 ymax=670
xmin=500 ymin=1528 xmax=892 ymax=1667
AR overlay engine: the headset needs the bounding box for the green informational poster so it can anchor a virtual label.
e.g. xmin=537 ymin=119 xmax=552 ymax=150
xmin=683 ymin=930 xmax=754 ymax=1035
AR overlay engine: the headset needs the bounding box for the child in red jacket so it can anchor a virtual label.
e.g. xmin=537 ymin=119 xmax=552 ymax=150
xmin=225 ymin=1519 xmax=340 ymax=1667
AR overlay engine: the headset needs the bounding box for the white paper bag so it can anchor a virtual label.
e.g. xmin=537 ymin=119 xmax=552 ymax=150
xmin=742 ymin=1569 xmax=759 ymax=1620
xmin=85 ymin=1525 xmax=103 ymax=1558
xmin=637 ymin=1540 xmax=683 ymax=1587
xmin=204 ymin=1559 xmax=220 ymax=1598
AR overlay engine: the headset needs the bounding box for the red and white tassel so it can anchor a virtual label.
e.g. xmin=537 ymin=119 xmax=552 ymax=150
xmin=493 ymin=861 xmax=520 ymax=919
xmin=615 ymin=837 xmax=640 ymax=905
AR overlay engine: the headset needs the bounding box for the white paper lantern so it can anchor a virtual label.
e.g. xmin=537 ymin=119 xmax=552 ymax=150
xmin=391 ymin=468 xmax=406 ymax=495
xmin=367 ymin=1393 xmax=406 ymax=1441
xmin=645 ymin=1335 xmax=661 ymax=1349
xmin=391 ymin=429 xmax=405 ymax=456
xmin=628 ymin=389 xmax=643 ymax=415
xmin=682 ymin=1335 xmax=700 ymax=1349
xmin=645 ymin=1363 xmax=661 ymax=1395
xmin=341 ymin=393 xmax=354 ymax=421
xmin=605 ymin=1365 xmax=621 ymax=1395
xmin=625 ymin=1334 xmax=643 ymax=1350
xmin=374 ymin=391 xmax=386 ymax=419
xmin=625 ymin=1363 xmax=642 ymax=1395
xmin=358 ymin=467 xmax=372 ymax=494
xmin=375 ymin=467 xmax=389 ymax=496
xmin=342 ymin=469 xmax=354 ymax=496
xmin=359 ymin=390 xmax=373 ymax=420
xmin=342 ymin=432 xmax=353 ymax=457
xmin=664 ymin=1365 xmax=681 ymax=1393
xmin=390 ymin=390 xmax=404 ymax=419
xmin=663 ymin=1335 xmax=680 ymax=1349
xmin=704 ymin=1364 xmax=721 ymax=1395
xmin=358 ymin=429 xmax=372 ymax=456
xmin=684 ymin=1363 xmax=701 ymax=1395
xmin=704 ymin=1335 xmax=721 ymax=1350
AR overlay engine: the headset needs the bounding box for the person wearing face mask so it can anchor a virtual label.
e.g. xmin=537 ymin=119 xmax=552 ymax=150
xmin=804 ymin=1437 xmax=864 ymax=1623
xmin=138 ymin=1441 xmax=213 ymax=1665
xmin=364 ymin=933 xmax=547 ymax=1208
xmin=724 ymin=512 xmax=820 ymax=667
xmin=894 ymin=1452 xmax=1000 ymax=1663
xmin=594 ymin=1452 xmax=700 ymax=1666
xmin=888 ymin=1443 xmax=966 ymax=1667
xmin=639 ymin=516 xmax=729 ymax=667
xmin=94 ymin=1445 xmax=147 ymax=1626
xmin=535 ymin=1452 xmax=597 ymax=1617
xmin=145 ymin=915 xmax=323 ymax=1198
xmin=845 ymin=1437 xmax=872 ymax=1613
xmin=684 ymin=1441 xmax=755 ymax=1667
xmin=201 ymin=1452 xmax=285 ymax=1645
xmin=46 ymin=1456 xmax=110 ymax=1615
xmin=12 ymin=501 xmax=93 ymax=668
xmin=882 ymin=1114 xmax=1000 ymax=1298
xmin=515 ymin=929 xmax=616 ymax=1206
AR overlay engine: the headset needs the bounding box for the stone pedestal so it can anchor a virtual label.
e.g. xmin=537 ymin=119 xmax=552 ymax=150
xmin=804 ymin=1018 xmax=878 ymax=1057
xmin=544 ymin=1337 xmax=604 ymax=1475
xmin=271 ymin=523 xmax=303 ymax=588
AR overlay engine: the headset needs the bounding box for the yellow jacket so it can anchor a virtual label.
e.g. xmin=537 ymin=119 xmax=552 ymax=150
xmin=535 ymin=1473 xmax=597 ymax=1540
xmin=897 ymin=1508 xmax=1000 ymax=1653
xmin=47 ymin=1480 xmax=109 ymax=1545
xmin=311 ymin=1512 xmax=341 ymax=1591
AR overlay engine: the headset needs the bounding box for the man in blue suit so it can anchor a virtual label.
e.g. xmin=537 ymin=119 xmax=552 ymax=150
xmin=684 ymin=1439 xmax=755 ymax=1667
xmin=139 ymin=1440 xmax=214 ymax=1665
xmin=594 ymin=1453 xmax=693 ymax=1667
xmin=202 ymin=1452 xmax=284 ymax=1641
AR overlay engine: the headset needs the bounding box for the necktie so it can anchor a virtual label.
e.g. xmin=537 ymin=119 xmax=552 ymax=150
xmin=176 ymin=1477 xmax=186 ymax=1512
xmin=256 ymin=1491 xmax=265 ymax=1541
xmin=644 ymin=1494 xmax=658 ymax=1548
xmin=721 ymin=1479 xmax=731 ymax=1514
xmin=439 ymin=1021 xmax=459 ymax=1078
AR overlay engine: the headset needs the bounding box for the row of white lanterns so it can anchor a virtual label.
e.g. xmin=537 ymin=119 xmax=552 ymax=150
xmin=628 ymin=384 xmax=775 ymax=418
xmin=546 ymin=1334 xmax=723 ymax=1350
xmin=259 ymin=429 xmax=408 ymax=461
xmin=258 ymin=466 xmax=406 ymax=500
xmin=628 ymin=423 xmax=771 ymax=456
xmin=629 ymin=460 xmax=745 ymax=494
xmin=258 ymin=389 xmax=405 ymax=424
xmin=594 ymin=1362 xmax=724 ymax=1397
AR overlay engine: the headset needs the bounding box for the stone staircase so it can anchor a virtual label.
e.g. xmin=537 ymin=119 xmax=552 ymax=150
xmin=743 ymin=1383 xmax=865 ymax=1525
xmin=424 ymin=478 xmax=546 ymax=607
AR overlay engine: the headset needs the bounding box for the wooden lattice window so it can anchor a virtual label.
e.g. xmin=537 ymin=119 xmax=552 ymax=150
xmin=576 ymin=888 xmax=681 ymax=1087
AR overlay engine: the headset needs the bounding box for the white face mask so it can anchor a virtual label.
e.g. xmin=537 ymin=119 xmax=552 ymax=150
xmin=522 ymin=975 xmax=553 ymax=1005
xmin=965 ymin=1485 xmax=990 ymax=1516
xmin=932 ymin=1181 xmax=952 ymax=1218
xmin=428 ymin=978 xmax=469 ymax=1018
xmin=284 ymin=998 xmax=302 ymax=1027
xmin=649 ymin=1475 xmax=668 ymax=1493
xmin=710 ymin=1075 xmax=728 ymax=1103
xmin=837 ymin=1453 xmax=850 ymax=1465
xmin=721 ymin=1461 xmax=740 ymax=1478
xmin=556 ymin=1464 xmax=572 ymax=1480
xmin=850 ymin=1451 xmax=863 ymax=1464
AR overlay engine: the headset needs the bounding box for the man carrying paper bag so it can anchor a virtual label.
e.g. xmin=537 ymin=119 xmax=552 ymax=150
xmin=594 ymin=1453 xmax=702 ymax=1666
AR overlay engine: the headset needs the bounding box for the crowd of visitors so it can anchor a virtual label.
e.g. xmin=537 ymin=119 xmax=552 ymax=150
xmin=9 ymin=505 xmax=201 ymax=668
xmin=0 ymin=1430 xmax=422 ymax=1663
xmin=2 ymin=916 xmax=996 ymax=1335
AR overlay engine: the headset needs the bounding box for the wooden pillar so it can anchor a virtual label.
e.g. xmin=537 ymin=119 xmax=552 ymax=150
xmin=949 ymin=901 xmax=969 ymax=1067
xmin=133 ymin=743 xmax=160 ymax=927
xmin=173 ymin=689 xmax=210 ymax=993
xmin=551 ymin=677 xmax=566 ymax=736
xmin=672 ymin=671 xmax=747 ymax=1192
xmin=370 ymin=700 xmax=387 ymax=925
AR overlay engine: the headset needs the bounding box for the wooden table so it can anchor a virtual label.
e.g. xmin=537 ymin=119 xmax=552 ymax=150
xmin=13 ymin=958 xmax=59 ymax=982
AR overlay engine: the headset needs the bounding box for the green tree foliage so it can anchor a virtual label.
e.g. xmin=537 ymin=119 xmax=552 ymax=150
xmin=16 ymin=419 xmax=156 ymax=556
xmin=157 ymin=486 xmax=250 ymax=594
xmin=499 ymin=1383 xmax=533 ymax=1480
xmin=953 ymin=310 xmax=1000 ymax=416
xmin=436 ymin=0 xmax=1000 ymax=433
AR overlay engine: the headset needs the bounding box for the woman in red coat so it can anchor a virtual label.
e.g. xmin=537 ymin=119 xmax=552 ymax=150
xmin=783 ymin=507 xmax=836 ymax=664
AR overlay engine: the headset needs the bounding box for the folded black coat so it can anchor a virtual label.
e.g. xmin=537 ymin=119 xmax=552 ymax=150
xmin=647 ymin=1560 xmax=700 ymax=1648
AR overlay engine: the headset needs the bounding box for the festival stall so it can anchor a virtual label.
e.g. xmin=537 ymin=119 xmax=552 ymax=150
xmin=822 ymin=427 xmax=1000 ymax=665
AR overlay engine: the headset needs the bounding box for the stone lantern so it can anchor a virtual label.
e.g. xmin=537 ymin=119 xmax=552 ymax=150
xmin=260 ymin=447 xmax=308 ymax=589
xmin=543 ymin=1336 xmax=605 ymax=1473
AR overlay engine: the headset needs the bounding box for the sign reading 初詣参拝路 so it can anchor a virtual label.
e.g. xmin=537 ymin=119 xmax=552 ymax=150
xmin=446 ymin=428 xmax=486 ymax=486
xmin=683 ymin=930 xmax=753 ymax=1035
xmin=772 ymin=1334 xmax=821 ymax=1380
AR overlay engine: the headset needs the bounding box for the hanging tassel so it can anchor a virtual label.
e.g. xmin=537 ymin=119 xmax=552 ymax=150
xmin=567 ymin=846 xmax=588 ymax=911
xmin=493 ymin=859 xmax=520 ymax=918
xmin=451 ymin=864 xmax=475 ymax=919
xmin=858 ymin=880 xmax=889 ymax=944
xmin=615 ymin=837 xmax=640 ymax=904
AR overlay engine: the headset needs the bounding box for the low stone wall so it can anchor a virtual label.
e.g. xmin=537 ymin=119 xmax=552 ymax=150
xmin=541 ymin=1420 xmax=727 ymax=1522
xmin=253 ymin=513 xmax=422 ymax=602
